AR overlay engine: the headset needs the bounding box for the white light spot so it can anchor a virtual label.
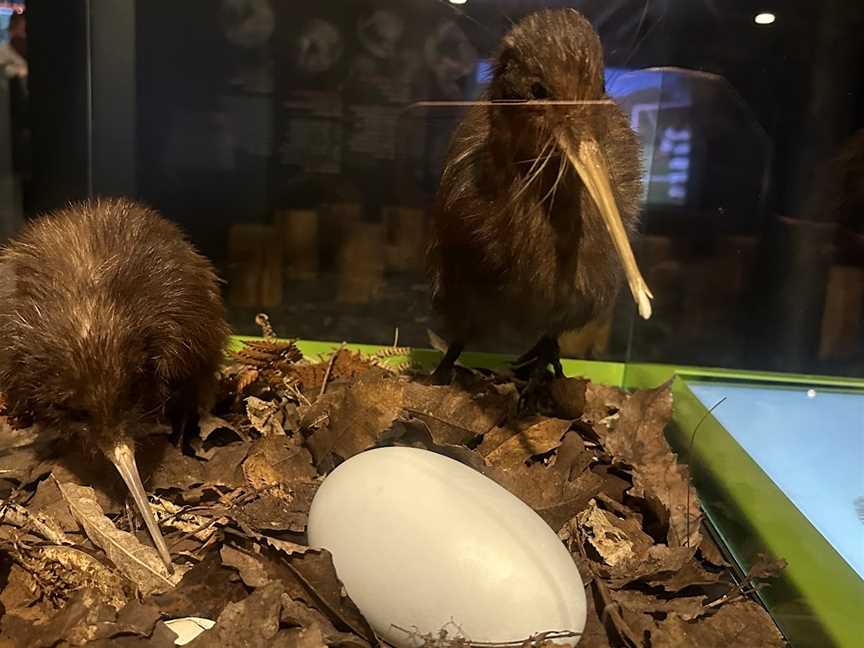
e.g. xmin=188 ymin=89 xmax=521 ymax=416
xmin=449 ymin=0 xmax=468 ymax=4
xmin=754 ymin=13 xmax=776 ymax=25
xmin=806 ymin=389 xmax=816 ymax=399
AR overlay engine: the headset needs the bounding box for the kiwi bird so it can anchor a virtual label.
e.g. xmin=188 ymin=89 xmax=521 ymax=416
xmin=427 ymin=8 xmax=652 ymax=385
xmin=0 ymin=198 xmax=230 ymax=568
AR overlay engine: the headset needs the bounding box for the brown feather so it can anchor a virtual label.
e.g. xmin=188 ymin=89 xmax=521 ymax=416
xmin=0 ymin=198 xmax=230 ymax=451
xmin=427 ymin=9 xmax=642 ymax=352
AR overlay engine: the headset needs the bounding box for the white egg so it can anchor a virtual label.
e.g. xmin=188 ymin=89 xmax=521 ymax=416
xmin=307 ymin=446 xmax=586 ymax=647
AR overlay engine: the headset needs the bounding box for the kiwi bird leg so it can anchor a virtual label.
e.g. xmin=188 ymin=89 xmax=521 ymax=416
xmin=108 ymin=440 xmax=173 ymax=569
xmin=431 ymin=340 xmax=464 ymax=385
xmin=555 ymin=131 xmax=654 ymax=319
xmin=513 ymin=335 xmax=564 ymax=379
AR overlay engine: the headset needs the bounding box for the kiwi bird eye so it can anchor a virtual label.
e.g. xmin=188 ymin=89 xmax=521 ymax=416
xmin=531 ymin=82 xmax=549 ymax=99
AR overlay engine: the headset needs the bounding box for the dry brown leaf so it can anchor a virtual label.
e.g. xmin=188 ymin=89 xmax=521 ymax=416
xmin=484 ymin=417 xmax=572 ymax=464
xmin=82 ymin=600 xmax=163 ymax=645
xmin=220 ymin=545 xmax=271 ymax=588
xmin=55 ymin=480 xmax=184 ymax=595
xmin=610 ymin=589 xmax=706 ymax=621
xmin=246 ymin=397 xmax=289 ymax=436
xmin=577 ymin=500 xmax=654 ymax=570
xmin=239 ymin=483 xmax=317 ymax=532
xmin=0 ymin=593 xmax=158 ymax=647
xmin=382 ymin=416 xmax=491 ymax=476
xmin=279 ymin=592 xmax=370 ymax=648
xmin=0 ymin=502 xmax=72 ymax=544
xmin=578 ymin=583 xmax=614 ymax=648
xmin=593 ymin=386 xmax=701 ymax=549
xmin=651 ymin=600 xmax=786 ymax=647
xmin=0 ymin=446 xmax=45 ymax=485
xmin=0 ymin=564 xmax=40 ymax=616
xmin=242 ymin=436 xmax=317 ymax=494
xmin=303 ymin=372 xmax=405 ymax=470
xmin=554 ymin=431 xmax=595 ymax=480
xmin=639 ymin=553 xmax=722 ymax=592
xmin=24 ymin=545 xmax=128 ymax=609
xmin=697 ymin=528 xmax=730 ymax=568
xmin=279 ymin=624 xmax=328 ymax=648
xmin=582 ymin=383 xmax=629 ymax=424
xmin=146 ymin=554 xmax=248 ymax=620
xmin=148 ymin=446 xmax=206 ymax=492
xmin=260 ymin=547 xmax=374 ymax=642
xmin=280 ymin=591 xmax=337 ymax=632
xmin=202 ymin=442 xmax=251 ymax=488
xmin=287 ymin=349 xmax=379 ymax=395
xmin=26 ymin=477 xmax=80 ymax=533
xmin=542 ymin=471 xmax=606 ymax=534
xmin=199 ymin=414 xmax=241 ymax=441
xmin=185 ymin=581 xmax=284 ymax=648
xmin=150 ymin=496 xmax=225 ymax=542
xmin=233 ymin=339 xmax=303 ymax=369
xmin=402 ymin=381 xmax=513 ymax=445
xmin=1 ymin=593 xmax=113 ymax=648
xmin=264 ymin=536 xmax=312 ymax=557
xmin=548 ymin=378 xmax=588 ymax=419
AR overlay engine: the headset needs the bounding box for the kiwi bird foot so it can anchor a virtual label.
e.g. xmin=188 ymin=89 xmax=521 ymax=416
xmin=512 ymin=335 xmax=564 ymax=381
xmin=430 ymin=340 xmax=464 ymax=385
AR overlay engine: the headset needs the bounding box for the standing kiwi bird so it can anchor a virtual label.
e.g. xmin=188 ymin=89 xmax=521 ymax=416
xmin=427 ymin=9 xmax=652 ymax=385
xmin=0 ymin=199 xmax=230 ymax=568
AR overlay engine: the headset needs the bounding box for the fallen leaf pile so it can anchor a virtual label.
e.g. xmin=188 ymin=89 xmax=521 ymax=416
xmin=0 ymin=329 xmax=788 ymax=647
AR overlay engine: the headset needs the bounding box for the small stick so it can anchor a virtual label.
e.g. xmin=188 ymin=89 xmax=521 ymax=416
xmin=319 ymin=343 xmax=345 ymax=398
xmin=685 ymin=396 xmax=727 ymax=547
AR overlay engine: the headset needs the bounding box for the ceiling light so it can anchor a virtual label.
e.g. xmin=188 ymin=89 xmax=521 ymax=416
xmin=449 ymin=0 xmax=468 ymax=5
xmin=754 ymin=13 xmax=776 ymax=25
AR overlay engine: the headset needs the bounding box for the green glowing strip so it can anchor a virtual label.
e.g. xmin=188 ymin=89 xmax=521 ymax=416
xmin=669 ymin=378 xmax=863 ymax=648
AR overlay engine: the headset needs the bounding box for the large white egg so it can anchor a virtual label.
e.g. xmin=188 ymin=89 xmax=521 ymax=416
xmin=307 ymin=446 xmax=586 ymax=647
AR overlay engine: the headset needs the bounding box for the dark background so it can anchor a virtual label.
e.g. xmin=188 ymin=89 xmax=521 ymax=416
xmin=9 ymin=0 xmax=864 ymax=377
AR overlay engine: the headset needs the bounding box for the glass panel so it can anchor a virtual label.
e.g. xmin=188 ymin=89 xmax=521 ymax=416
xmin=690 ymin=381 xmax=864 ymax=580
xmin=2 ymin=0 xmax=862 ymax=377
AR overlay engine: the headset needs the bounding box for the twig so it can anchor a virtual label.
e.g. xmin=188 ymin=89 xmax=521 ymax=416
xmin=319 ymin=343 xmax=345 ymax=398
xmin=575 ymin=525 xmax=640 ymax=647
xmin=401 ymin=408 xmax=478 ymax=438
xmin=167 ymin=516 xmax=223 ymax=550
xmin=685 ymin=396 xmax=726 ymax=547
xmin=593 ymin=578 xmax=642 ymax=648
xmin=254 ymin=545 xmax=374 ymax=642
xmin=390 ymin=624 xmax=581 ymax=647
xmin=255 ymin=313 xmax=276 ymax=338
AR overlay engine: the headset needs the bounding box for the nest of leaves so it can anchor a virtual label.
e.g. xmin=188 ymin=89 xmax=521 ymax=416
xmin=0 ymin=328 xmax=788 ymax=648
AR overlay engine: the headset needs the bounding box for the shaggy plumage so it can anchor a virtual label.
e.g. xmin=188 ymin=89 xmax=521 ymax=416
xmin=0 ymin=198 xmax=229 ymax=453
xmin=427 ymin=9 xmax=642 ymax=378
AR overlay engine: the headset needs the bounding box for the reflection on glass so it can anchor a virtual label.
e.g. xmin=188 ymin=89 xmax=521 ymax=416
xmin=691 ymin=382 xmax=864 ymax=580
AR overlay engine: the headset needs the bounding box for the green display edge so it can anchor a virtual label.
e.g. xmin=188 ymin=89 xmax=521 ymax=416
xmin=670 ymin=378 xmax=863 ymax=648
xmin=229 ymin=336 xmax=864 ymax=646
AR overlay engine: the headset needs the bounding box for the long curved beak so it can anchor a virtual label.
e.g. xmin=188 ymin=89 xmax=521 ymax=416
xmin=554 ymin=130 xmax=653 ymax=319
xmin=108 ymin=440 xmax=173 ymax=570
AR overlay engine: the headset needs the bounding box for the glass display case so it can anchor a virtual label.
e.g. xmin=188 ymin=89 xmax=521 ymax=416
xmin=1 ymin=1 xmax=862 ymax=646
xmin=5 ymin=0 xmax=861 ymax=377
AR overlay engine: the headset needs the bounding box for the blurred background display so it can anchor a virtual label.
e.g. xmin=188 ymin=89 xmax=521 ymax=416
xmin=1 ymin=0 xmax=862 ymax=378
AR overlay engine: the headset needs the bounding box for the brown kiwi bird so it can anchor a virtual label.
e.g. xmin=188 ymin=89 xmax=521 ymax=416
xmin=0 ymin=198 xmax=230 ymax=568
xmin=427 ymin=9 xmax=652 ymax=385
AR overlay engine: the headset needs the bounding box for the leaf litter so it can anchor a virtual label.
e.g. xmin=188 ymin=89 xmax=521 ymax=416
xmin=0 ymin=322 xmax=788 ymax=647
